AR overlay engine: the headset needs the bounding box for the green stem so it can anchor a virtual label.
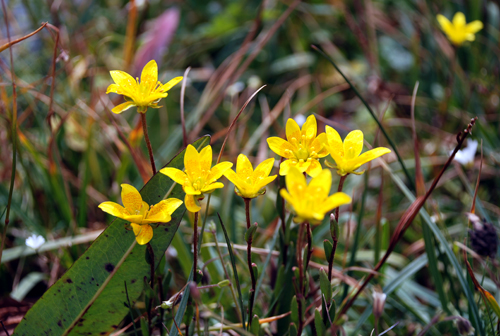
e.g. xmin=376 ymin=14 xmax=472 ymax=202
xmin=192 ymin=212 xmax=199 ymax=276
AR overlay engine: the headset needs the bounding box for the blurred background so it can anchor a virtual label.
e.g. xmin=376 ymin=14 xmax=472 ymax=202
xmin=1 ymin=0 xmax=499 ymax=334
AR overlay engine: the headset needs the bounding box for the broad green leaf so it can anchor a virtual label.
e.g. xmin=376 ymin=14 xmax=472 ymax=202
xmin=14 ymin=136 xmax=210 ymax=336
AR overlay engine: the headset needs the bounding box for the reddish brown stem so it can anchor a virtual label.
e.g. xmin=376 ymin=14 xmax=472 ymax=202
xmin=329 ymin=175 xmax=347 ymax=281
xmin=141 ymin=112 xmax=156 ymax=175
xmin=244 ymin=198 xmax=256 ymax=328
xmin=192 ymin=212 xmax=199 ymax=277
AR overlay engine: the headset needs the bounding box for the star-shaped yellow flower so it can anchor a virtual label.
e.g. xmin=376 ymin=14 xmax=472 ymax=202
xmin=324 ymin=126 xmax=391 ymax=176
xmin=280 ymin=167 xmax=351 ymax=224
xmin=106 ymin=60 xmax=183 ymax=114
xmin=223 ymin=154 xmax=277 ymax=199
xmin=267 ymin=115 xmax=328 ymax=177
xmin=437 ymin=12 xmax=483 ymax=46
xmin=160 ymin=145 xmax=233 ymax=213
xmin=98 ymin=184 xmax=183 ymax=245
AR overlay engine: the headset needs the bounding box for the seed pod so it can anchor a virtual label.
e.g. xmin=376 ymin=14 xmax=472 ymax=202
xmin=469 ymin=216 xmax=498 ymax=258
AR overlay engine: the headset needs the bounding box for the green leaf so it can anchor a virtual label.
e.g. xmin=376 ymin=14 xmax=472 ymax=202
xmin=323 ymin=239 xmax=333 ymax=261
xmin=290 ymin=295 xmax=299 ymax=324
xmin=314 ymin=309 xmax=325 ymax=336
xmin=319 ymin=268 xmax=332 ymax=303
xmin=288 ymin=322 xmax=298 ymax=336
xmin=14 ymin=136 xmax=211 ymax=336
xmin=250 ymin=315 xmax=260 ymax=335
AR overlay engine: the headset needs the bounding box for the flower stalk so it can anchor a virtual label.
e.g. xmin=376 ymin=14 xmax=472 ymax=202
xmin=192 ymin=212 xmax=199 ymax=277
xmin=244 ymin=198 xmax=257 ymax=328
xmin=141 ymin=113 xmax=156 ymax=175
xmin=328 ymin=174 xmax=347 ymax=281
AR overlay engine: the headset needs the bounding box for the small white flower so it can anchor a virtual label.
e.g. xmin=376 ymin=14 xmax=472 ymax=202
xmin=452 ymin=139 xmax=478 ymax=167
xmin=25 ymin=234 xmax=45 ymax=250
xmin=294 ymin=114 xmax=306 ymax=127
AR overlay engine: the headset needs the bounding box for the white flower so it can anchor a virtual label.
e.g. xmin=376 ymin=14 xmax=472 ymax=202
xmin=452 ymin=139 xmax=478 ymax=167
xmin=25 ymin=234 xmax=45 ymax=250
xmin=294 ymin=114 xmax=306 ymax=127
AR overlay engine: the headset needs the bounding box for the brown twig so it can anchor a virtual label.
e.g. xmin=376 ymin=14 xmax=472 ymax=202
xmin=334 ymin=117 xmax=478 ymax=322
xmin=192 ymin=212 xmax=199 ymax=276
xmin=0 ymin=22 xmax=47 ymax=52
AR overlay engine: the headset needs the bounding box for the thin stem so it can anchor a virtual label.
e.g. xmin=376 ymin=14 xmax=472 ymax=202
xmin=0 ymin=0 xmax=18 ymax=266
xmin=180 ymin=67 xmax=191 ymax=147
xmin=296 ymin=222 xmax=306 ymax=335
xmin=211 ymin=230 xmax=242 ymax=323
xmin=328 ymin=175 xmax=347 ymax=281
xmin=192 ymin=212 xmax=199 ymax=276
xmin=305 ymin=222 xmax=312 ymax=273
xmin=334 ymin=175 xmax=347 ymax=222
xmin=244 ymin=198 xmax=256 ymax=328
xmin=141 ymin=112 xmax=156 ymax=175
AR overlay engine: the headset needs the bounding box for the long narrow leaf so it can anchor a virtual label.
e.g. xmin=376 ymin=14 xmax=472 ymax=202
xmin=14 ymin=136 xmax=210 ymax=336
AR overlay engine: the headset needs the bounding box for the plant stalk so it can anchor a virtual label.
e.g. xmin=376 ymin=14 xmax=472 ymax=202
xmin=328 ymin=174 xmax=347 ymax=281
xmin=244 ymin=198 xmax=256 ymax=329
xmin=141 ymin=112 xmax=156 ymax=175
xmin=192 ymin=212 xmax=199 ymax=276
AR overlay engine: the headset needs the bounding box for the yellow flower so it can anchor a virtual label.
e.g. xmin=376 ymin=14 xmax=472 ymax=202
xmin=223 ymin=154 xmax=277 ymax=199
xmin=98 ymin=184 xmax=183 ymax=245
xmin=324 ymin=126 xmax=391 ymax=176
xmin=106 ymin=60 xmax=183 ymax=114
xmin=267 ymin=115 xmax=328 ymax=177
xmin=280 ymin=167 xmax=351 ymax=224
xmin=160 ymin=145 xmax=233 ymax=213
xmin=437 ymin=12 xmax=483 ymax=46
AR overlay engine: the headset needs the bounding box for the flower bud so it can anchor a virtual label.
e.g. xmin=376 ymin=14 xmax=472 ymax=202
xmin=455 ymin=316 xmax=474 ymax=335
xmin=468 ymin=215 xmax=498 ymax=258
xmin=372 ymin=291 xmax=386 ymax=319
xmin=217 ymin=279 xmax=230 ymax=288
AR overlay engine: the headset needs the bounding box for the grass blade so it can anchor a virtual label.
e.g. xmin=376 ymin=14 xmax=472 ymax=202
xmin=216 ymin=213 xmax=247 ymax=329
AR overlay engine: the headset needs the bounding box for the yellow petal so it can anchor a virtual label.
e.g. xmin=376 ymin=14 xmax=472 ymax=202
xmin=160 ymin=167 xmax=188 ymax=185
xmin=98 ymin=201 xmax=128 ymax=220
xmin=145 ymin=198 xmax=183 ymax=223
xmin=314 ymin=133 xmax=329 ymax=158
xmin=307 ymin=168 xmax=331 ymax=195
xmin=285 ymin=118 xmax=301 ymax=143
xmin=351 ymin=147 xmax=391 ymax=170
xmin=255 ymin=175 xmax=277 ymax=191
xmin=437 ymin=14 xmax=452 ymax=33
xmin=320 ymin=192 xmax=352 ymax=214
xmin=267 ymin=137 xmax=295 ymax=158
xmin=301 ymin=115 xmax=317 ymax=140
xmin=224 ymin=169 xmax=245 ymax=189
xmin=279 ymin=189 xmax=295 ymax=207
xmin=206 ymin=161 xmax=233 ymax=184
xmin=343 ymin=130 xmax=363 ymax=160
xmin=278 ymin=159 xmax=293 ymax=176
xmin=306 ymin=159 xmax=322 ymax=177
xmin=236 ymin=154 xmax=254 ymax=176
xmin=285 ymin=167 xmax=307 ymax=198
xmin=199 ymin=145 xmax=213 ymax=173
xmin=325 ymin=126 xmax=344 ymax=162
xmin=185 ymin=194 xmax=201 ymax=213
xmin=131 ymin=223 xmax=153 ymax=245
xmin=140 ymin=60 xmax=159 ymax=93
xmin=112 ymin=101 xmax=136 ymax=114
xmin=466 ymin=20 xmax=483 ymax=34
xmin=253 ymin=157 xmax=274 ymax=179
xmin=160 ymin=76 xmax=183 ymax=92
xmin=452 ymin=12 xmax=466 ymax=27
xmin=184 ymin=145 xmax=200 ymax=179
xmin=184 ymin=185 xmax=202 ymax=195
xmin=106 ymin=84 xmax=120 ymax=94
xmin=110 ymin=70 xmax=137 ymax=90
xmin=121 ymin=184 xmax=144 ymax=214
xmin=201 ymin=182 xmax=224 ymax=193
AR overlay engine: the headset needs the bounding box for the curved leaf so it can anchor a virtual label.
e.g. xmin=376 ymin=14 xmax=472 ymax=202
xmin=14 ymin=136 xmax=210 ymax=336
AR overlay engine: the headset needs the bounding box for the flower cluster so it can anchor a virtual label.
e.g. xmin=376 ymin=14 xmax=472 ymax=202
xmin=99 ymin=60 xmax=392 ymax=242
